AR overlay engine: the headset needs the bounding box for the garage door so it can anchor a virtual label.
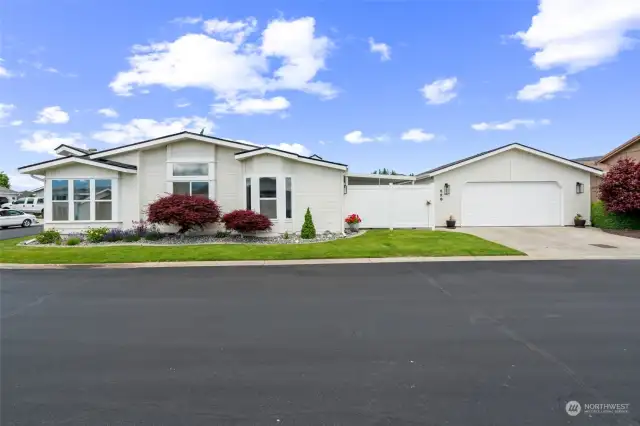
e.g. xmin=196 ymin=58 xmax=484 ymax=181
xmin=462 ymin=182 xmax=561 ymax=226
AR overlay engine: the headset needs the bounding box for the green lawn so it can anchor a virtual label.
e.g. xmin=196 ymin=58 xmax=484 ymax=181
xmin=0 ymin=230 xmax=522 ymax=264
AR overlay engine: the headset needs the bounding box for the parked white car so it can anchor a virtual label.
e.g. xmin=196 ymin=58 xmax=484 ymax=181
xmin=0 ymin=209 xmax=38 ymax=229
xmin=0 ymin=197 xmax=45 ymax=215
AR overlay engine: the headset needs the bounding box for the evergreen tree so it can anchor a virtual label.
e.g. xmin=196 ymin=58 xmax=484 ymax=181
xmin=300 ymin=207 xmax=317 ymax=239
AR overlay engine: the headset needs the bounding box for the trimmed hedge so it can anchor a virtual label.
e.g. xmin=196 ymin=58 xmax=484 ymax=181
xmin=591 ymin=201 xmax=640 ymax=230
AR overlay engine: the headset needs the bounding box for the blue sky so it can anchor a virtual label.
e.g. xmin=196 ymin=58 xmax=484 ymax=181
xmin=2 ymin=0 xmax=639 ymax=189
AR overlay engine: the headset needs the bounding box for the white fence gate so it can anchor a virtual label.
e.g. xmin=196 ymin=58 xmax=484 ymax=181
xmin=345 ymin=184 xmax=434 ymax=229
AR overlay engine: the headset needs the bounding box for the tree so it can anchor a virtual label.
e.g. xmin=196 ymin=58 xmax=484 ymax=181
xmin=372 ymin=168 xmax=399 ymax=175
xmin=300 ymin=207 xmax=316 ymax=239
xmin=0 ymin=171 xmax=9 ymax=189
xmin=147 ymin=194 xmax=221 ymax=234
xmin=599 ymin=158 xmax=640 ymax=214
xmin=222 ymin=210 xmax=272 ymax=233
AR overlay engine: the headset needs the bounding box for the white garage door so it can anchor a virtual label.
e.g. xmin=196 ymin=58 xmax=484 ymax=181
xmin=462 ymin=182 xmax=561 ymax=226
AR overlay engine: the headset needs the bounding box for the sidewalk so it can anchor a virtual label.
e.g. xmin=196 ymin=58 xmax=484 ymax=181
xmin=3 ymin=254 xmax=640 ymax=269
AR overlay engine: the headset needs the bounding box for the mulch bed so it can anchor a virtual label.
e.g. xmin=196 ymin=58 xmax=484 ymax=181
xmin=601 ymin=229 xmax=640 ymax=240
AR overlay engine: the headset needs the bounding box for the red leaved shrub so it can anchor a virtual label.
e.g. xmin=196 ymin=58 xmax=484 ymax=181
xmin=221 ymin=209 xmax=272 ymax=233
xmin=147 ymin=194 xmax=221 ymax=234
xmin=599 ymin=158 xmax=640 ymax=214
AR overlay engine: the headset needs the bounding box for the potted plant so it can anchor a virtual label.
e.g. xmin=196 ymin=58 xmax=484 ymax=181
xmin=574 ymin=213 xmax=586 ymax=228
xmin=446 ymin=214 xmax=456 ymax=229
xmin=345 ymin=213 xmax=362 ymax=232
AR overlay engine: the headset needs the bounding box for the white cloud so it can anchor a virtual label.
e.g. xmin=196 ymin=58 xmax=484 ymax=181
xmin=471 ymin=118 xmax=551 ymax=131
xmin=0 ymin=65 xmax=11 ymax=78
xmin=514 ymin=0 xmax=640 ymax=73
xmin=421 ymin=77 xmax=458 ymax=104
xmin=401 ymin=128 xmax=435 ymax=142
xmin=203 ymin=18 xmax=257 ymax=44
xmin=97 ymin=108 xmax=119 ymax=118
xmin=516 ymin=75 xmax=571 ymax=101
xmin=268 ymin=142 xmax=311 ymax=156
xmin=92 ymin=116 xmax=213 ymax=144
xmin=6 ymin=173 xmax=44 ymax=191
xmin=34 ymin=106 xmax=70 ymax=124
xmin=10 ymin=120 xmax=23 ymax=126
xmin=213 ymin=96 xmax=290 ymax=115
xmin=17 ymin=131 xmax=84 ymax=154
xmin=0 ymin=103 xmax=16 ymax=119
xmin=171 ymin=16 xmax=202 ymax=25
xmin=368 ymin=37 xmax=391 ymax=61
xmin=344 ymin=130 xmax=386 ymax=144
xmin=175 ymin=99 xmax=191 ymax=108
xmin=109 ymin=17 xmax=336 ymax=102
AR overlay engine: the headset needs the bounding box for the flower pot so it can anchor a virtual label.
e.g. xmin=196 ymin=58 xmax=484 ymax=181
xmin=574 ymin=219 xmax=586 ymax=228
xmin=348 ymin=223 xmax=360 ymax=232
xmin=446 ymin=220 xmax=456 ymax=229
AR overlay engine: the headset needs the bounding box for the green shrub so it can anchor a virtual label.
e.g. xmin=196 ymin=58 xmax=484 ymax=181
xmin=85 ymin=227 xmax=109 ymax=243
xmin=300 ymin=207 xmax=316 ymax=239
xmin=122 ymin=231 xmax=141 ymax=242
xmin=214 ymin=230 xmax=230 ymax=238
xmin=35 ymin=229 xmax=61 ymax=244
xmin=591 ymin=201 xmax=640 ymax=230
xmin=66 ymin=237 xmax=82 ymax=246
xmin=283 ymin=230 xmax=289 ymax=239
xmin=144 ymin=230 xmax=163 ymax=241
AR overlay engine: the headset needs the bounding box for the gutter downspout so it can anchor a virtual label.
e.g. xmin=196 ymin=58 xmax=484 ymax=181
xmin=29 ymin=174 xmax=45 ymax=183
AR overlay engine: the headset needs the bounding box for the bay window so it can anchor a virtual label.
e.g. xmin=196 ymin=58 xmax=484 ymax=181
xmin=245 ymin=178 xmax=252 ymax=210
xmin=50 ymin=178 xmax=116 ymax=221
xmin=246 ymin=176 xmax=293 ymax=221
xmin=172 ymin=181 xmax=209 ymax=197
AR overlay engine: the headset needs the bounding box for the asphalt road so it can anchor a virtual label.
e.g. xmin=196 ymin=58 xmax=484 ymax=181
xmin=2 ymin=261 xmax=639 ymax=425
xmin=0 ymin=224 xmax=42 ymax=240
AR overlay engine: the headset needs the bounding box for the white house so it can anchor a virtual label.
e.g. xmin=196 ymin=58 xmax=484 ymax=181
xmin=17 ymin=131 xmax=603 ymax=234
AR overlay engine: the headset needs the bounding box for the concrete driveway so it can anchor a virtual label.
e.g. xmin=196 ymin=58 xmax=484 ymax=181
xmin=455 ymin=227 xmax=640 ymax=258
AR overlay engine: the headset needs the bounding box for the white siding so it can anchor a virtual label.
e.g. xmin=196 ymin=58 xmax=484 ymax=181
xmin=138 ymin=146 xmax=167 ymax=216
xmin=433 ymin=149 xmax=592 ymax=227
xmin=109 ymin=152 xmax=140 ymax=228
xmin=46 ymin=164 xmax=118 ymax=179
xmin=215 ymin=145 xmax=244 ymax=215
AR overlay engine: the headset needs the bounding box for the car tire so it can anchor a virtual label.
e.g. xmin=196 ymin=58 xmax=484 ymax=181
xmin=21 ymin=219 xmax=32 ymax=228
xmin=1 ymin=226 xmax=7 ymax=229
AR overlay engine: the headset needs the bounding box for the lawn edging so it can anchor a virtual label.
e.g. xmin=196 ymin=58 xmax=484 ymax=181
xmin=0 ymin=229 xmax=523 ymax=264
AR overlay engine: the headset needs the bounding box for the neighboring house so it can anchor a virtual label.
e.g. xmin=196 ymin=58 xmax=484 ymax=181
xmin=0 ymin=187 xmax=20 ymax=205
xmin=17 ymin=132 xmax=604 ymax=233
xmin=575 ymin=133 xmax=640 ymax=202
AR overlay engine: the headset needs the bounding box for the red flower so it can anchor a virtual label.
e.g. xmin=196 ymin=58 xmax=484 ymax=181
xmin=345 ymin=213 xmax=362 ymax=224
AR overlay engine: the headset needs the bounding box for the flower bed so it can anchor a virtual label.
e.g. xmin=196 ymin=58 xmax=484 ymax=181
xmin=23 ymin=229 xmax=366 ymax=247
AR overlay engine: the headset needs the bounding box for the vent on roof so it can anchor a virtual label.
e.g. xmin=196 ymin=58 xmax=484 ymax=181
xmin=87 ymin=148 xmax=98 ymax=153
xmin=310 ymin=154 xmax=323 ymax=160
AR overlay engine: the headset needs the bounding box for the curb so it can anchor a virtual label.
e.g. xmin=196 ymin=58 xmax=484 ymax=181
xmin=2 ymin=255 xmax=640 ymax=269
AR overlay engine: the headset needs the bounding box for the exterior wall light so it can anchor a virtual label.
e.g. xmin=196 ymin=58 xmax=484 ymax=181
xmin=444 ymin=183 xmax=450 ymax=196
xmin=576 ymin=182 xmax=584 ymax=194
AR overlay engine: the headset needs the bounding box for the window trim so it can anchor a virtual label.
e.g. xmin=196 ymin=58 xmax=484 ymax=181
xmin=244 ymin=175 xmax=293 ymax=223
xmin=166 ymin=160 xmax=215 ymax=199
xmin=258 ymin=177 xmax=278 ymax=220
xmin=171 ymin=181 xmax=210 ymax=197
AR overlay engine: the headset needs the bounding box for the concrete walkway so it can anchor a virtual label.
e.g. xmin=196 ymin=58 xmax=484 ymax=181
xmin=451 ymin=226 xmax=640 ymax=258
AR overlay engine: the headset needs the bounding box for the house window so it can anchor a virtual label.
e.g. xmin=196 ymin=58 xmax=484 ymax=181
xmin=73 ymin=180 xmax=91 ymax=220
xmin=172 ymin=163 xmax=208 ymax=177
xmin=50 ymin=179 xmax=115 ymax=222
xmin=51 ymin=180 xmax=69 ymax=221
xmin=172 ymin=181 xmax=209 ymax=198
xmin=246 ymin=178 xmax=252 ymax=210
xmin=285 ymin=177 xmax=292 ymax=219
xmin=95 ymin=179 xmax=113 ymax=220
xmin=259 ymin=177 xmax=277 ymax=219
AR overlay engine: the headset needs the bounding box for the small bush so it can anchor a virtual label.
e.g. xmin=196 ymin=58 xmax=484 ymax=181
xmin=214 ymin=230 xmax=230 ymax=238
xmin=122 ymin=231 xmax=141 ymax=242
xmin=147 ymin=194 xmax=221 ymax=234
xmin=221 ymin=210 xmax=272 ymax=233
xmin=85 ymin=227 xmax=109 ymax=243
xmin=103 ymin=229 xmax=125 ymax=242
xmin=66 ymin=237 xmax=82 ymax=246
xmin=283 ymin=230 xmax=289 ymax=239
xmin=143 ymin=230 xmax=163 ymax=241
xmin=36 ymin=229 xmax=61 ymax=244
xmin=591 ymin=201 xmax=640 ymax=230
xmin=300 ymin=207 xmax=316 ymax=239
xmin=598 ymin=158 xmax=640 ymax=214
